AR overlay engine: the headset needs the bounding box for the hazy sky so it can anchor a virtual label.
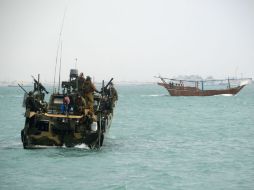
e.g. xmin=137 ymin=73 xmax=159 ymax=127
xmin=0 ymin=0 xmax=253 ymax=83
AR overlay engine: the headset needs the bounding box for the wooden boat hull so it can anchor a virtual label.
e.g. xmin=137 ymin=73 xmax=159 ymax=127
xmin=158 ymin=83 xmax=245 ymax=96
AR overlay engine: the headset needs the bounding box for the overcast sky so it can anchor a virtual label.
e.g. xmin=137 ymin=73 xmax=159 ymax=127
xmin=0 ymin=0 xmax=253 ymax=83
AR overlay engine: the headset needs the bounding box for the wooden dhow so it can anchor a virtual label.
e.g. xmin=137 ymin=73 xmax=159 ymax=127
xmin=156 ymin=76 xmax=251 ymax=96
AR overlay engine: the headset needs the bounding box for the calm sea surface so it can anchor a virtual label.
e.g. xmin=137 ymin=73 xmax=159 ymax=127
xmin=0 ymin=84 xmax=254 ymax=190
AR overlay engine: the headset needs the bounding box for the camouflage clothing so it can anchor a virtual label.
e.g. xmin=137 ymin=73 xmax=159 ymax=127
xmin=76 ymin=96 xmax=86 ymax=115
xmin=77 ymin=76 xmax=85 ymax=94
xmin=83 ymin=77 xmax=98 ymax=112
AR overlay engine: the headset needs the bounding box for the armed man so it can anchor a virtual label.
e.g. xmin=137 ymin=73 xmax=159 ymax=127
xmin=102 ymin=81 xmax=118 ymax=112
xmin=109 ymin=82 xmax=118 ymax=103
xmin=77 ymin=72 xmax=85 ymax=95
xmin=76 ymin=95 xmax=86 ymax=115
xmin=83 ymin=76 xmax=99 ymax=112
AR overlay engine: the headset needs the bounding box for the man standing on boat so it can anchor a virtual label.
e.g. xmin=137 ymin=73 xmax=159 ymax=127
xmin=77 ymin=72 xmax=85 ymax=95
xmin=76 ymin=95 xmax=86 ymax=115
xmin=83 ymin=76 xmax=99 ymax=112
xmin=109 ymin=82 xmax=118 ymax=107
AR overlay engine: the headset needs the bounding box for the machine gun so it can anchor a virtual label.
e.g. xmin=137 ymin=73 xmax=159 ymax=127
xmin=18 ymin=84 xmax=29 ymax=107
xmin=101 ymin=78 xmax=114 ymax=95
xmin=104 ymin=78 xmax=114 ymax=90
xmin=31 ymin=75 xmax=49 ymax=94
xmin=18 ymin=84 xmax=28 ymax=94
xmin=97 ymin=78 xmax=117 ymax=112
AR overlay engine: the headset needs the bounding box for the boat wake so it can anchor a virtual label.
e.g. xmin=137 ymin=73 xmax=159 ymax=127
xmin=74 ymin=144 xmax=89 ymax=149
xmin=214 ymin=94 xmax=234 ymax=97
xmin=141 ymin=94 xmax=168 ymax=97
xmin=22 ymin=144 xmax=90 ymax=149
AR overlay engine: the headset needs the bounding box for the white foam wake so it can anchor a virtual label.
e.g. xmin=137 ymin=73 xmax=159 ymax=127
xmin=74 ymin=144 xmax=89 ymax=149
xmin=214 ymin=94 xmax=234 ymax=97
xmin=141 ymin=94 xmax=167 ymax=97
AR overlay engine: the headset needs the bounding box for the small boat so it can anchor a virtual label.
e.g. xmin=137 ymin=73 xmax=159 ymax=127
xmin=156 ymin=76 xmax=252 ymax=96
xmin=20 ymin=69 xmax=118 ymax=149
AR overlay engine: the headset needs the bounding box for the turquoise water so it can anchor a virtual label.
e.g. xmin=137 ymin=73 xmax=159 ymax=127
xmin=0 ymin=84 xmax=254 ymax=190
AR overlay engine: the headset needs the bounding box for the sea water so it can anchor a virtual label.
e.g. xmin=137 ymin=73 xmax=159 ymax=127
xmin=0 ymin=84 xmax=254 ymax=190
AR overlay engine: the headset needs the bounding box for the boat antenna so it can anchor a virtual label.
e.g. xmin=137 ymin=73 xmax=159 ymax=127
xmin=75 ymin=58 xmax=78 ymax=69
xmin=57 ymin=40 xmax=63 ymax=93
xmin=53 ymin=2 xmax=68 ymax=93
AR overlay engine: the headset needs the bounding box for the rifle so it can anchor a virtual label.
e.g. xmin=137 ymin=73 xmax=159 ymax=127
xmin=31 ymin=75 xmax=49 ymax=94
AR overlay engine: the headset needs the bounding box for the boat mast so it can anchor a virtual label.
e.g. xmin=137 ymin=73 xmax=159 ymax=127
xmin=228 ymin=77 xmax=231 ymax=88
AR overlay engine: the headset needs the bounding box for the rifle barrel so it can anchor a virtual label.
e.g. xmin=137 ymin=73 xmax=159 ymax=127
xmin=18 ymin=84 xmax=28 ymax=94
xmin=104 ymin=78 xmax=114 ymax=89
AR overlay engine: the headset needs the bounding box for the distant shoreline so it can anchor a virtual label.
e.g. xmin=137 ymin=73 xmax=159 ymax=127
xmin=0 ymin=81 xmax=157 ymax=87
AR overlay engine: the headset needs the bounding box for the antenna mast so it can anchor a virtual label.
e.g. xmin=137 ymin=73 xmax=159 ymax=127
xmin=53 ymin=2 xmax=68 ymax=93
xmin=75 ymin=58 xmax=78 ymax=69
xmin=58 ymin=41 xmax=63 ymax=93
